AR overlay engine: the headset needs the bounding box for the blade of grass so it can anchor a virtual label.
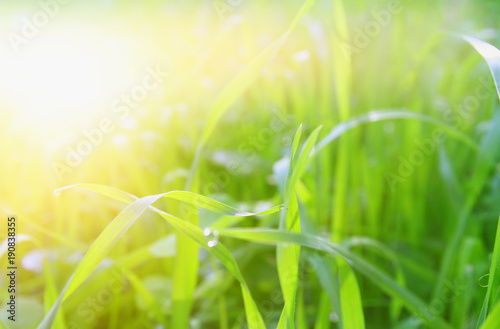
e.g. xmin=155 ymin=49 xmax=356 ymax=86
xmin=477 ymin=215 xmax=500 ymax=328
xmin=343 ymin=236 xmax=406 ymax=322
xmin=40 ymin=184 xmax=282 ymax=329
xmin=433 ymin=34 xmax=500 ymax=307
xmin=480 ymin=300 xmax=500 ymax=329
xmin=337 ymin=257 xmax=365 ymax=329
xmin=179 ymin=2 xmax=315 ymax=325
xmin=55 ymin=185 xmax=283 ymax=217
xmin=315 ymin=110 xmax=478 ymax=155
xmin=461 ymin=35 xmax=500 ymax=100
xmin=218 ymin=228 xmax=453 ymax=329
xmin=277 ymin=125 xmax=322 ymax=328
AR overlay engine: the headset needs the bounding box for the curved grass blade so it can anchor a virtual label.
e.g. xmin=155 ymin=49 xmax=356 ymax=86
xmin=40 ymin=185 xmax=276 ymax=329
xmin=461 ymin=35 xmax=500 ymax=100
xmin=477 ymin=215 xmax=500 ymax=328
xmin=218 ymin=228 xmax=453 ymax=329
xmin=55 ymin=184 xmax=283 ymax=217
xmin=315 ymin=110 xmax=478 ymax=156
xmin=479 ymin=301 xmax=500 ymax=329
xmin=179 ymin=2 xmax=315 ymax=324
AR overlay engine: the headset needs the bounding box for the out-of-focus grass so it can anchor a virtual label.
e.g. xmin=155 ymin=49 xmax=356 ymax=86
xmin=2 ymin=0 xmax=500 ymax=328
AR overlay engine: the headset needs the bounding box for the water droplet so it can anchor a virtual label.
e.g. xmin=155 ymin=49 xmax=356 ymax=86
xmin=203 ymin=228 xmax=219 ymax=248
xmin=479 ymin=274 xmax=490 ymax=287
xmin=234 ymin=211 xmax=252 ymax=217
xmin=329 ymin=312 xmax=339 ymax=323
xmin=368 ymin=113 xmax=380 ymax=122
xmin=53 ymin=190 xmax=61 ymax=196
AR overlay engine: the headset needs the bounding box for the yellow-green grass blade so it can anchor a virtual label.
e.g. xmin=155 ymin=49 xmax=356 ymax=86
xmin=480 ymin=301 xmax=500 ymax=329
xmin=198 ymin=0 xmax=316 ymax=149
xmin=434 ymin=35 xmax=500 ymax=308
xmin=461 ymin=35 xmax=500 ymax=101
xmin=277 ymin=126 xmax=303 ymax=329
xmin=41 ymin=184 xmax=277 ymax=329
xmin=338 ymin=257 xmax=365 ymax=329
xmin=218 ymin=228 xmax=453 ymax=329
xmin=342 ymin=237 xmax=406 ymax=322
xmin=42 ymin=260 xmax=66 ymax=329
xmin=284 ymin=126 xmax=323 ymax=204
xmin=477 ymin=215 xmax=500 ymax=328
xmin=55 ymin=184 xmax=283 ymax=217
xmin=291 ymin=124 xmax=303 ymax=160
xmin=276 ymin=194 xmax=300 ymax=329
xmin=277 ymin=125 xmax=322 ymax=328
xmin=315 ymin=110 xmax=479 ymax=156
xmin=434 ymin=110 xmax=500 ymax=305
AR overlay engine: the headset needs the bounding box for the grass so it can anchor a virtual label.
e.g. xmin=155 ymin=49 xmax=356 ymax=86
xmin=3 ymin=0 xmax=500 ymax=328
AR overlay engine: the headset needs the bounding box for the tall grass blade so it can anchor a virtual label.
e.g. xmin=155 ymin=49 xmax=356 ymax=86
xmin=180 ymin=1 xmax=315 ymax=325
xmin=337 ymin=257 xmax=365 ymax=329
xmin=277 ymin=125 xmax=322 ymax=328
xmin=479 ymin=301 xmax=500 ymax=329
xmin=433 ymin=35 xmax=500 ymax=307
xmin=477 ymin=215 xmax=500 ymax=328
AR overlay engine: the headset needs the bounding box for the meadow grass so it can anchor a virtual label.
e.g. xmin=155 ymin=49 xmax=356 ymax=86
xmin=2 ymin=0 xmax=500 ymax=328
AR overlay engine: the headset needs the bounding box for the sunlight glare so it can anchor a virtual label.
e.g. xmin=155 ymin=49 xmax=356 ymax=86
xmin=0 ymin=26 xmax=134 ymax=129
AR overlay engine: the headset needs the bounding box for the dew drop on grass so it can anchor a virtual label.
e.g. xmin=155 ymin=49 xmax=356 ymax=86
xmin=329 ymin=312 xmax=339 ymax=323
xmin=203 ymin=228 xmax=219 ymax=248
xmin=479 ymin=273 xmax=490 ymax=287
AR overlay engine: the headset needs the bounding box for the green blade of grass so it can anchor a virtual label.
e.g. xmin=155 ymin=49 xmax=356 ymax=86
xmin=315 ymin=110 xmax=479 ymax=155
xmin=217 ymin=228 xmax=453 ymax=329
xmin=41 ymin=184 xmax=277 ymax=329
xmin=55 ymin=184 xmax=283 ymax=217
xmin=433 ymin=35 xmax=500 ymax=309
xmin=343 ymin=237 xmax=406 ymax=322
xmin=277 ymin=126 xmax=322 ymax=328
xmin=198 ymin=0 xmax=316 ymax=150
xmin=477 ymin=215 xmax=500 ymax=328
xmin=337 ymin=257 xmax=365 ymax=329
xmin=284 ymin=126 xmax=323 ymax=203
xmin=461 ymin=35 xmax=500 ymax=100
xmin=479 ymin=300 xmax=500 ymax=329
xmin=277 ymin=127 xmax=303 ymax=329
xmin=179 ymin=2 xmax=315 ymax=325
